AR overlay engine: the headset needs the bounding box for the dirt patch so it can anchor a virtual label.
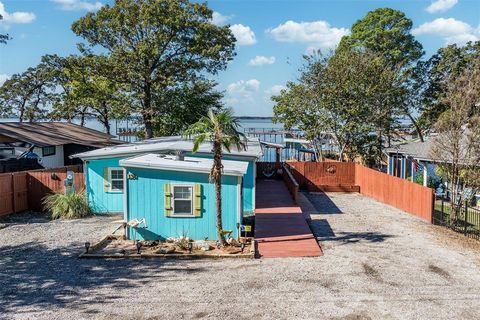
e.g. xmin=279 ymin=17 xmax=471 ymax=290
xmin=428 ymin=264 xmax=451 ymax=279
xmin=428 ymin=224 xmax=480 ymax=252
xmin=362 ymin=263 xmax=382 ymax=282
xmin=343 ymin=313 xmax=373 ymax=320
xmin=193 ymin=311 xmax=209 ymax=319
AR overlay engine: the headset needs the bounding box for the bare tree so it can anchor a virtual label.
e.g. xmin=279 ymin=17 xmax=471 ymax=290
xmin=430 ymin=58 xmax=480 ymax=222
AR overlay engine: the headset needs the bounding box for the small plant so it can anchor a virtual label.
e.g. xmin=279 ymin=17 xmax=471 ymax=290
xmin=43 ymin=191 xmax=91 ymax=219
xmin=174 ymin=231 xmax=191 ymax=250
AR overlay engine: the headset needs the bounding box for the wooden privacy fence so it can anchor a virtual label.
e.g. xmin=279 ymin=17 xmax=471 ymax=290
xmin=285 ymin=161 xmax=358 ymax=192
xmin=354 ymin=164 xmax=434 ymax=223
xmin=259 ymin=161 xmax=434 ymax=223
xmin=0 ymin=165 xmax=84 ymax=217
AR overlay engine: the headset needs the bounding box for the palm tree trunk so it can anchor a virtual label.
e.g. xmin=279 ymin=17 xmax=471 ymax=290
xmin=213 ymin=139 xmax=227 ymax=246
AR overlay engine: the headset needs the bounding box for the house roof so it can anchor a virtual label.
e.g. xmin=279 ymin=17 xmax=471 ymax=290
xmin=73 ymin=135 xmax=263 ymax=160
xmin=120 ymin=154 xmax=249 ymax=176
xmin=385 ymin=140 xmax=434 ymax=161
xmin=0 ymin=122 xmax=122 ymax=148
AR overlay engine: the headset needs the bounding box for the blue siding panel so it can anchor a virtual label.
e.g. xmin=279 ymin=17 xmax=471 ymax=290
xmin=126 ymin=167 xmax=239 ymax=241
xmin=85 ymin=153 xmax=255 ymax=215
xmin=185 ymin=152 xmax=256 ymax=213
xmin=85 ymin=157 xmax=124 ymax=213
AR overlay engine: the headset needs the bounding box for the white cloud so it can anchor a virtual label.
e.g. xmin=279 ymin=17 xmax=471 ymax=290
xmin=413 ymin=18 xmax=479 ymax=45
xmin=267 ymin=20 xmax=349 ymax=51
xmin=51 ymin=0 xmax=104 ymax=11
xmin=230 ymin=24 xmax=256 ymax=46
xmin=0 ymin=74 xmax=10 ymax=86
xmin=249 ymin=55 xmax=275 ymax=66
xmin=426 ymin=0 xmax=458 ymax=14
xmin=225 ymin=79 xmax=260 ymax=107
xmin=211 ymin=11 xmax=232 ymax=26
xmin=0 ymin=2 xmax=36 ymax=26
xmin=265 ymin=85 xmax=286 ymax=97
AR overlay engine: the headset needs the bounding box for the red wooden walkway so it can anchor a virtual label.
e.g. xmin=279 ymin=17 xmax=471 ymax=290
xmin=254 ymin=179 xmax=323 ymax=258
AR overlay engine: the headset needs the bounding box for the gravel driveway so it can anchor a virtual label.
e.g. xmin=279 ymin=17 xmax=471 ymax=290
xmin=1 ymin=193 xmax=480 ymax=320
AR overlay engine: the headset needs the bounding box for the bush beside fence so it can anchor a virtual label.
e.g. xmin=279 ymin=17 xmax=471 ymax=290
xmin=0 ymin=165 xmax=84 ymax=217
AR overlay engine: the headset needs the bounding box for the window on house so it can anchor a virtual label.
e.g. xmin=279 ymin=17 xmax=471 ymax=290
xmin=42 ymin=146 xmax=56 ymax=157
xmin=108 ymin=168 xmax=124 ymax=192
xmin=172 ymin=185 xmax=193 ymax=216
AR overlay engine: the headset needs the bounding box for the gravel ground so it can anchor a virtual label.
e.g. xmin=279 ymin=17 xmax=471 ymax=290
xmin=1 ymin=193 xmax=480 ymax=320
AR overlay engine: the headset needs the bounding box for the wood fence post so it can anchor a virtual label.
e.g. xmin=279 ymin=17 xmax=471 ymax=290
xmin=464 ymin=201 xmax=468 ymax=236
xmin=11 ymin=173 xmax=15 ymax=214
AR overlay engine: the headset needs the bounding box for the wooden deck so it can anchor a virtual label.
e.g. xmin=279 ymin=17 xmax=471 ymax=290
xmin=254 ymin=179 xmax=323 ymax=258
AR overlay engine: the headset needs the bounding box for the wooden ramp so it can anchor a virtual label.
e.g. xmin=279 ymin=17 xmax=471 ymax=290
xmin=254 ymin=179 xmax=323 ymax=258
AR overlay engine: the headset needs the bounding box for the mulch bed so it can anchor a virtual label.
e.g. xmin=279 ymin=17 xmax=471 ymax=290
xmin=81 ymin=238 xmax=255 ymax=259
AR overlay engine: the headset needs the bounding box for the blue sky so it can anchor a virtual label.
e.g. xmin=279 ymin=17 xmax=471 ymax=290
xmin=1 ymin=0 xmax=479 ymax=116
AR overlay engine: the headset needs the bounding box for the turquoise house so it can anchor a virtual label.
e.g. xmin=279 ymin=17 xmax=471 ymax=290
xmin=73 ymin=136 xmax=262 ymax=240
xmin=120 ymin=154 xmax=247 ymax=240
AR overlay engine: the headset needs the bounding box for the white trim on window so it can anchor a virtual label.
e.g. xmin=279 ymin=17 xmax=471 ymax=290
xmin=108 ymin=167 xmax=124 ymax=193
xmin=171 ymin=184 xmax=194 ymax=217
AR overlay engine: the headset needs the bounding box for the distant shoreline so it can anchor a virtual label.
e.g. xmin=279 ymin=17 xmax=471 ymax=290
xmin=236 ymin=116 xmax=273 ymax=120
xmin=1 ymin=116 xmax=274 ymax=121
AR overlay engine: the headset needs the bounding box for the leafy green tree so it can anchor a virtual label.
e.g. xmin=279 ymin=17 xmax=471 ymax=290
xmin=152 ymin=79 xmax=223 ymax=136
xmin=44 ymin=54 xmax=128 ymax=134
xmin=339 ymin=8 xmax=424 ymax=142
xmin=418 ymin=41 xmax=480 ymax=130
xmin=184 ymin=109 xmax=246 ymax=246
xmin=273 ymin=49 xmax=403 ymax=165
xmin=0 ymin=63 xmax=55 ymax=122
xmin=339 ymin=8 xmax=423 ymax=67
xmin=72 ymin=0 xmax=235 ymax=138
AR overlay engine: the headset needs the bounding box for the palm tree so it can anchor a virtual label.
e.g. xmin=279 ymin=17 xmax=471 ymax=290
xmin=183 ymin=108 xmax=246 ymax=246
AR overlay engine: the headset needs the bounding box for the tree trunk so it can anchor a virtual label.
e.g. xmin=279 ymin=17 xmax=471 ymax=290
xmin=142 ymin=112 xmax=153 ymax=139
xmin=101 ymin=101 xmax=111 ymax=135
xmin=213 ymin=138 xmax=227 ymax=247
xmin=19 ymin=100 xmax=26 ymax=122
xmin=80 ymin=113 xmax=86 ymax=127
xmin=406 ymin=112 xmax=424 ymax=142
xmin=143 ymin=80 xmax=154 ymax=139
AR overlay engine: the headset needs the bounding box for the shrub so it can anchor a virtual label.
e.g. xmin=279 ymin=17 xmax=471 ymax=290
xmin=43 ymin=192 xmax=91 ymax=219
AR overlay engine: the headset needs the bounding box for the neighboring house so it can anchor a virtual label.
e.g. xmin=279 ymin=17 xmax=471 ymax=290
xmin=119 ymin=154 xmax=248 ymax=240
xmin=386 ymin=139 xmax=480 ymax=204
xmin=0 ymin=122 xmax=122 ymax=169
xmin=385 ymin=140 xmax=437 ymax=185
xmin=73 ymin=136 xmax=263 ymax=239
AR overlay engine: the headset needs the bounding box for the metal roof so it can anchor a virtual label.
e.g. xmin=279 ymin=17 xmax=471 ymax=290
xmin=120 ymin=154 xmax=248 ymax=176
xmin=0 ymin=122 xmax=122 ymax=148
xmin=73 ymin=135 xmax=263 ymax=160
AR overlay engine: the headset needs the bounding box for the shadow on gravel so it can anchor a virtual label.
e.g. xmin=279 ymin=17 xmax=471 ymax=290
xmin=304 ymin=193 xmax=342 ymax=214
xmin=0 ymin=212 xmax=51 ymax=225
xmin=0 ymin=241 xmax=206 ymax=315
xmin=308 ymin=219 xmax=394 ymax=244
